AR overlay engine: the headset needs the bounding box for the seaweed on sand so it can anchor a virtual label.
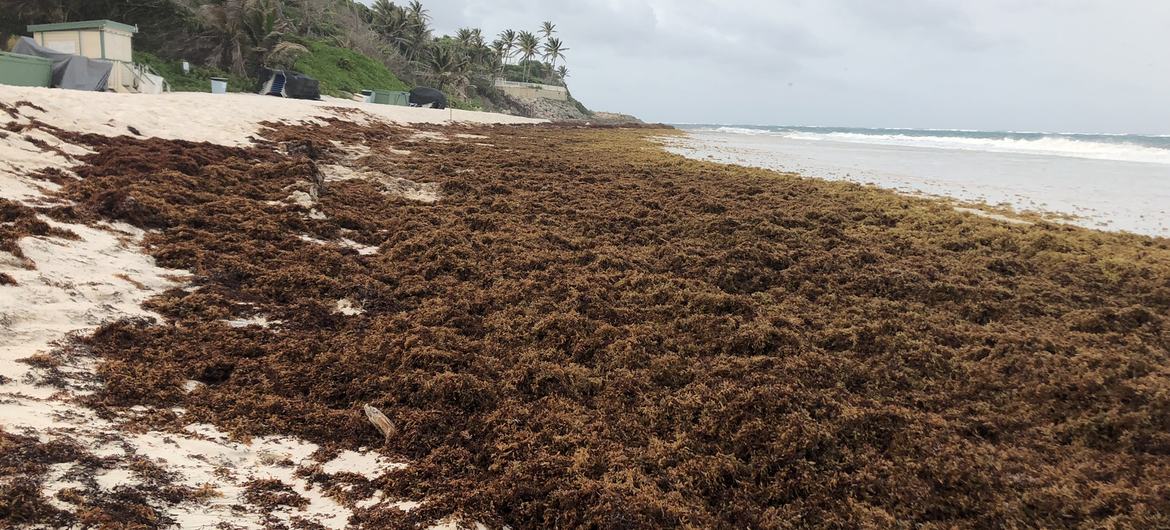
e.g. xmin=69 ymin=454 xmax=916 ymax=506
xmin=33 ymin=120 xmax=1170 ymax=528
xmin=0 ymin=431 xmax=75 ymax=526
xmin=0 ymin=430 xmax=182 ymax=529
xmin=0 ymin=198 xmax=80 ymax=268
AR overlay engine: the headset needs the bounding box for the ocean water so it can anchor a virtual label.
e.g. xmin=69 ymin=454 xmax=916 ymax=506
xmin=664 ymin=125 xmax=1170 ymax=237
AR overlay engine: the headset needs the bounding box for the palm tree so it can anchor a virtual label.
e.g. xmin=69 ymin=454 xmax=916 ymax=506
xmin=371 ymin=0 xmax=412 ymax=54
xmin=489 ymin=39 xmax=508 ymax=77
xmin=483 ymin=52 xmax=503 ymax=80
xmin=456 ymin=27 xmax=476 ymax=47
xmin=542 ymin=37 xmax=568 ymax=70
xmin=490 ymin=39 xmax=507 ymax=58
xmin=407 ymin=0 xmax=430 ymax=26
xmin=423 ymin=41 xmax=469 ymax=90
xmin=370 ymin=0 xmax=399 ymax=22
xmin=540 ymin=21 xmax=556 ymax=40
xmin=517 ymin=30 xmax=540 ymax=82
xmin=198 ymin=0 xmax=283 ymax=76
xmin=404 ymin=1 xmax=432 ymax=61
xmin=374 ymin=0 xmax=430 ymax=62
xmin=497 ymin=29 xmax=517 ymax=65
xmin=557 ymin=65 xmax=569 ymax=81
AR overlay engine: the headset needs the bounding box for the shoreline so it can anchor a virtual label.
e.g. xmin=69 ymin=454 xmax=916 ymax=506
xmin=662 ymin=129 xmax=1170 ymax=238
xmin=2 ymin=87 xmax=1170 ymax=528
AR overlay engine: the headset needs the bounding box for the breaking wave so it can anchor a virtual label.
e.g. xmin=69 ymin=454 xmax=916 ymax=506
xmin=697 ymin=126 xmax=1170 ymax=165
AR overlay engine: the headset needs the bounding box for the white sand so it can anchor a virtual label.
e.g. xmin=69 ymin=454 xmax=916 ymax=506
xmin=0 ymin=84 xmax=526 ymax=528
xmin=1 ymin=85 xmax=540 ymax=146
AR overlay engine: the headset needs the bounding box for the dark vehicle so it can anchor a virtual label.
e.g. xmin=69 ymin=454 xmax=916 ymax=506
xmin=409 ymin=87 xmax=448 ymax=109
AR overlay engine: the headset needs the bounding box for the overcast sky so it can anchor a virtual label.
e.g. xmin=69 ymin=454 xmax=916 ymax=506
xmin=384 ymin=0 xmax=1170 ymax=134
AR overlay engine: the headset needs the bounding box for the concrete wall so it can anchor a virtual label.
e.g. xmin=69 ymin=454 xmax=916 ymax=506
xmin=497 ymin=84 xmax=569 ymax=101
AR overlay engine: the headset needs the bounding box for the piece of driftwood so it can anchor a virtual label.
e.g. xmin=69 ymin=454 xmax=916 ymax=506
xmin=363 ymin=404 xmax=396 ymax=441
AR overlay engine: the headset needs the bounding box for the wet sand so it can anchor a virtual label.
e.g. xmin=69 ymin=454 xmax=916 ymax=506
xmin=663 ymin=129 xmax=1170 ymax=237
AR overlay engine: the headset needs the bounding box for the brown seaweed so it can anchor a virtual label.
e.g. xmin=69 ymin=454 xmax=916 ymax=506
xmin=10 ymin=119 xmax=1170 ymax=529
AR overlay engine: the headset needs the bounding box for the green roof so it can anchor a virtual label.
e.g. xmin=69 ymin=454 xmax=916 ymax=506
xmin=27 ymin=20 xmax=138 ymax=35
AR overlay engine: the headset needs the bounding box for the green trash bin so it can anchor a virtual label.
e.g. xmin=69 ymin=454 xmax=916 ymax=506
xmin=370 ymin=90 xmax=410 ymax=106
xmin=0 ymin=51 xmax=52 ymax=88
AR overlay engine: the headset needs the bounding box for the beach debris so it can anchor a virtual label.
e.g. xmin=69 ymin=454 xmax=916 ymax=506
xmin=363 ymin=404 xmax=396 ymax=441
xmin=286 ymin=139 xmax=327 ymax=200
xmin=334 ymin=298 xmax=364 ymax=316
xmin=286 ymin=139 xmax=322 ymax=160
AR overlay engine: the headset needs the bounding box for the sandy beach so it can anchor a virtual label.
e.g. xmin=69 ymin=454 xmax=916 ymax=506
xmin=1 ymin=85 xmax=537 ymax=529
xmin=2 ymin=86 xmax=1170 ymax=529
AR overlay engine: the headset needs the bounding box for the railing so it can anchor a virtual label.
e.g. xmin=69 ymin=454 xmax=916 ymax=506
xmin=139 ymin=63 xmax=170 ymax=92
xmin=114 ymin=60 xmax=169 ymax=93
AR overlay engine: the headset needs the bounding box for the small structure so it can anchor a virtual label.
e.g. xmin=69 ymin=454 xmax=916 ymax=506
xmin=26 ymin=20 xmax=164 ymax=93
xmin=370 ymin=89 xmax=410 ymax=106
xmin=27 ymin=19 xmax=136 ymax=62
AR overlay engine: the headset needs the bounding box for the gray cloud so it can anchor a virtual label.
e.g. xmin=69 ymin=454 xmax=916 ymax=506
xmin=375 ymin=0 xmax=1170 ymax=134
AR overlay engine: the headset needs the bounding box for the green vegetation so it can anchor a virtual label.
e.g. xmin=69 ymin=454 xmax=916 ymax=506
xmin=290 ymin=38 xmax=408 ymax=97
xmin=4 ymin=0 xmax=582 ymax=111
xmin=501 ymin=61 xmax=564 ymax=85
xmin=133 ymin=52 xmax=252 ymax=93
xmin=448 ymin=96 xmax=484 ymax=111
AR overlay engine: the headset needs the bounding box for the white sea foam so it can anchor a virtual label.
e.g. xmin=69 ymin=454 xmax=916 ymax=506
xmin=785 ymin=132 xmax=1170 ymax=165
xmin=702 ymin=127 xmax=1170 ymax=165
xmin=713 ymin=126 xmax=772 ymax=136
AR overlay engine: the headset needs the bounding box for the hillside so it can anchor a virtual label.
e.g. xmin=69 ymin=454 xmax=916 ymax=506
xmin=290 ymin=39 xmax=410 ymax=97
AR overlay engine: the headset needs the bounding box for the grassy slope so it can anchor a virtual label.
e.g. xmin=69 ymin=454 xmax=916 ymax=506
xmin=134 ymin=52 xmax=253 ymax=93
xmin=292 ymin=39 xmax=409 ymax=98
xmin=137 ymin=41 xmax=409 ymax=99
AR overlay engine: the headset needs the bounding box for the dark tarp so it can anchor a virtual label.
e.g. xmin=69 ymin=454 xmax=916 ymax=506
xmin=258 ymin=67 xmax=321 ymax=100
xmin=410 ymin=87 xmax=447 ymax=109
xmin=283 ymin=72 xmax=320 ymax=100
xmin=12 ymin=37 xmax=111 ymax=91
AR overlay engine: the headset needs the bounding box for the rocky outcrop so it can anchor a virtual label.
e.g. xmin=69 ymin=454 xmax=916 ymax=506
xmin=497 ymin=94 xmax=643 ymax=124
xmin=509 ymin=96 xmax=589 ymax=121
